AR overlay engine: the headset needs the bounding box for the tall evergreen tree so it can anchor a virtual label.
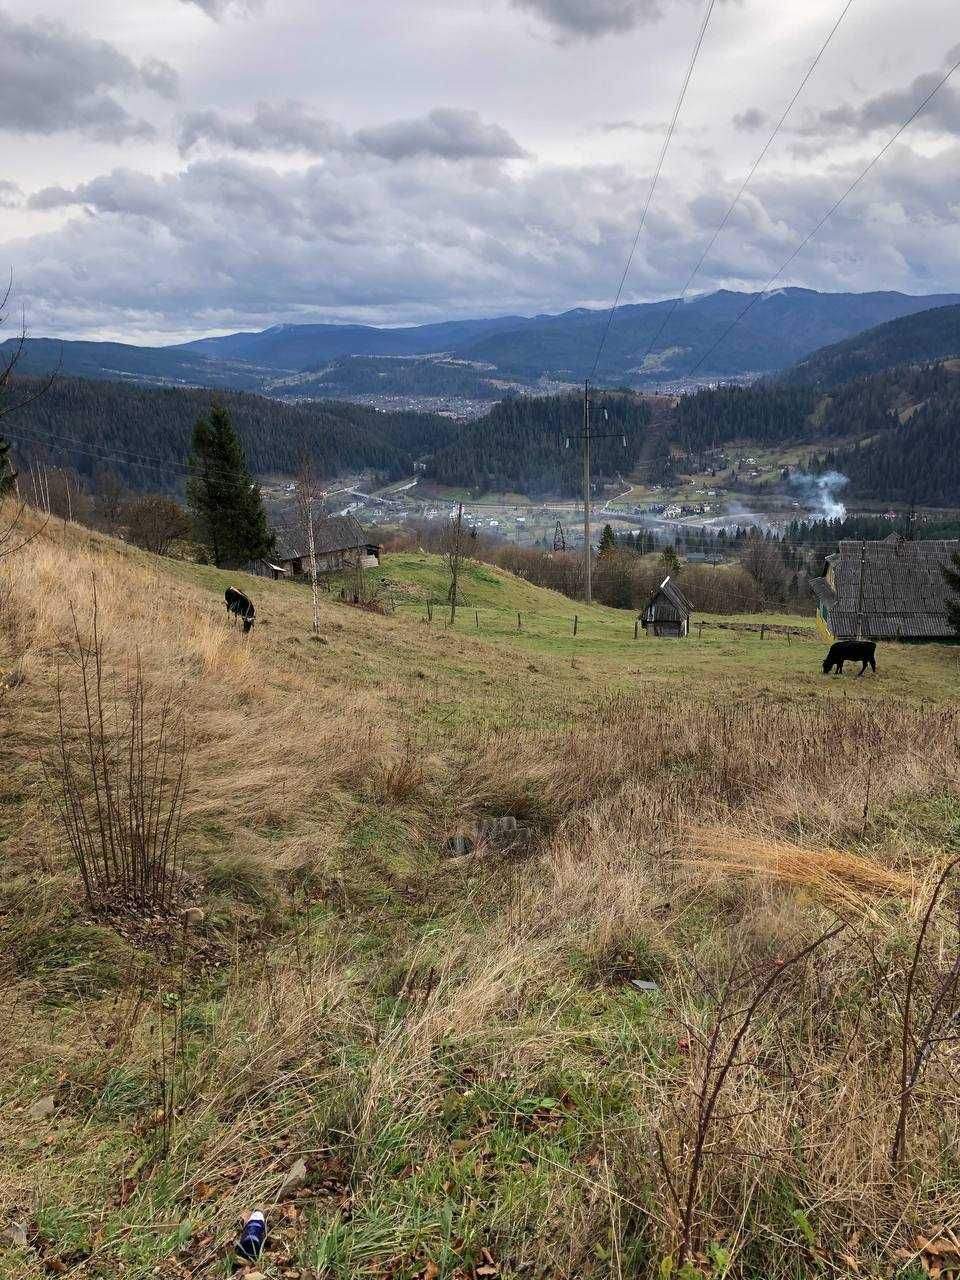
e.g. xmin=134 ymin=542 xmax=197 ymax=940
xmin=943 ymin=550 xmax=960 ymax=638
xmin=0 ymin=438 xmax=14 ymax=498
xmin=186 ymin=401 xmax=273 ymax=567
xmin=598 ymin=523 xmax=616 ymax=558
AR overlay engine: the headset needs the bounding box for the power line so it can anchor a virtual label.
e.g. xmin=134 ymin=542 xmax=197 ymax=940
xmin=589 ymin=0 xmax=718 ymax=381
xmin=634 ymin=0 xmax=856 ymax=374
xmin=683 ymin=46 xmax=960 ymax=379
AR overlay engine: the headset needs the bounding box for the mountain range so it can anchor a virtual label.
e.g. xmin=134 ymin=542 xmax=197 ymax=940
xmin=5 ymin=288 xmax=960 ymax=399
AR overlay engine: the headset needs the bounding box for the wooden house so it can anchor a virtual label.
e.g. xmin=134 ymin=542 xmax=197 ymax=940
xmin=252 ymin=515 xmax=381 ymax=580
xmin=810 ymin=536 xmax=959 ymax=642
xmin=641 ymin=576 xmax=692 ymax=638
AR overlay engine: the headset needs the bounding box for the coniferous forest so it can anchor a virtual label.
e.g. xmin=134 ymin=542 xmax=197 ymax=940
xmin=5 ymin=375 xmax=459 ymax=490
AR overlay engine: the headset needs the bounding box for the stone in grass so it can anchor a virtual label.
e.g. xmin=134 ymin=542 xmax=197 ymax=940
xmin=28 ymin=1095 xmax=55 ymax=1120
xmin=2 ymin=1223 xmax=28 ymax=1250
xmin=629 ymin=979 xmax=660 ymax=993
xmin=277 ymin=1157 xmax=309 ymax=1199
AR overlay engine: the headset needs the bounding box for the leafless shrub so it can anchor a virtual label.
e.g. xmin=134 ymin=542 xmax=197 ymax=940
xmin=889 ymin=855 xmax=960 ymax=1173
xmin=657 ymin=923 xmax=845 ymax=1266
xmin=44 ymin=587 xmax=187 ymax=913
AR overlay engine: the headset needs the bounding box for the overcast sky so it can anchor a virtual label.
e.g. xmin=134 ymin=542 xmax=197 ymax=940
xmin=1 ymin=0 xmax=958 ymax=342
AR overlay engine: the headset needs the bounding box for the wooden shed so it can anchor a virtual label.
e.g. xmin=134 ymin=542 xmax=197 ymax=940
xmin=251 ymin=516 xmax=381 ymax=580
xmin=641 ymin=576 xmax=692 ymax=638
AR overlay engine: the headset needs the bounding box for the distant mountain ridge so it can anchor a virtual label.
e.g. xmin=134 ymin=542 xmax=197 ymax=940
xmin=5 ymin=288 xmax=960 ymax=398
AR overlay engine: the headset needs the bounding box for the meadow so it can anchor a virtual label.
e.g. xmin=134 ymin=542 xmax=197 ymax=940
xmin=2 ymin=515 xmax=960 ymax=1278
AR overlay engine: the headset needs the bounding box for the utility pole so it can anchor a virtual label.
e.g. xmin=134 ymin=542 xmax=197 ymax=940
xmin=855 ymin=539 xmax=866 ymax=639
xmin=582 ymin=380 xmax=592 ymax=605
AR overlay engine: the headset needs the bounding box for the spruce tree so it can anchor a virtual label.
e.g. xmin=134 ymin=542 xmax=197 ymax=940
xmin=598 ymin=523 xmax=616 ymax=558
xmin=186 ymin=401 xmax=273 ymax=568
xmin=943 ymin=550 xmax=960 ymax=637
xmin=0 ymin=438 xmax=14 ymax=498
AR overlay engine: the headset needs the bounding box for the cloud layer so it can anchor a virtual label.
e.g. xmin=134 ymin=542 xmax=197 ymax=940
xmin=0 ymin=11 xmax=177 ymax=142
xmin=3 ymin=0 xmax=960 ymax=341
xmin=178 ymin=104 xmax=525 ymax=161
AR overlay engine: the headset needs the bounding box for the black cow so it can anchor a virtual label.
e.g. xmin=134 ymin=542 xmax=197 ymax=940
xmin=822 ymin=640 xmax=876 ymax=676
xmin=225 ymin=586 xmax=255 ymax=633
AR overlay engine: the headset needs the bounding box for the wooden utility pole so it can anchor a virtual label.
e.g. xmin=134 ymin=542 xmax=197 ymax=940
xmin=855 ymin=539 xmax=866 ymax=639
xmin=448 ymin=502 xmax=464 ymax=625
xmin=582 ymin=380 xmax=592 ymax=605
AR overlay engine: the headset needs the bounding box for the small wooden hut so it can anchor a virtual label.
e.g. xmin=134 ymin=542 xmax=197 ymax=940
xmin=641 ymin=575 xmax=692 ymax=638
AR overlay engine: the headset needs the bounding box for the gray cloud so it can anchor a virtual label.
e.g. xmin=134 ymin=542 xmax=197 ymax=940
xmin=178 ymin=101 xmax=347 ymax=155
xmin=797 ymin=58 xmax=960 ymax=139
xmin=733 ymin=107 xmax=767 ymax=132
xmin=178 ymin=0 xmax=261 ymax=16
xmin=0 ymin=181 xmax=22 ymax=208
xmin=511 ymin=0 xmax=668 ymax=37
xmin=0 ymin=11 xmax=177 ymax=142
xmin=356 ymin=109 xmax=525 ymax=161
xmin=179 ymin=103 xmax=525 ymax=162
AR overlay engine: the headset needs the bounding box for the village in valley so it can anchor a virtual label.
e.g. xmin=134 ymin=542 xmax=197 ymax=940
xmin=5 ymin=1 xmax=960 ymax=1278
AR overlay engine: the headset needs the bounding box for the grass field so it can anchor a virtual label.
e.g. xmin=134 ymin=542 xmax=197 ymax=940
xmin=2 ymin=517 xmax=960 ymax=1279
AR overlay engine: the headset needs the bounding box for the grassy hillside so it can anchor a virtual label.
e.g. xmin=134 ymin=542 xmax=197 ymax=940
xmin=3 ymin=514 xmax=960 ymax=1278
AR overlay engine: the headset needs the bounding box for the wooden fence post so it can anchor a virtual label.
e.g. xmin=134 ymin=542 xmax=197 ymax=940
xmin=574 ymin=614 xmax=578 ymax=636
xmin=634 ymin=618 xmax=639 ymax=640
xmin=698 ymin=621 xmax=703 ymax=639
xmin=760 ymin=624 xmax=766 ymax=640
xmin=427 ymin=602 xmax=433 ymax=622
xmin=517 ymin=612 xmax=522 ymax=632
xmin=475 ymin=610 xmax=479 ymax=629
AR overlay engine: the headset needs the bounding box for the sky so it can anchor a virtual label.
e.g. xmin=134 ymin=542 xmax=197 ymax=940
xmin=1 ymin=0 xmax=959 ymax=343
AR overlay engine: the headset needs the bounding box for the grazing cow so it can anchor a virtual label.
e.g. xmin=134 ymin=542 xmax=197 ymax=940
xmin=822 ymin=639 xmax=876 ymax=676
xmin=225 ymin=586 xmax=255 ymax=634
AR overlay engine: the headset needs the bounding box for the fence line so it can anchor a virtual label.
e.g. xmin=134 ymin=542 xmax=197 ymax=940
xmin=400 ymin=599 xmax=819 ymax=642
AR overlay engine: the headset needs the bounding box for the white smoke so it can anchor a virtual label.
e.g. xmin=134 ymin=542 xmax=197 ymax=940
xmin=790 ymin=470 xmax=848 ymax=521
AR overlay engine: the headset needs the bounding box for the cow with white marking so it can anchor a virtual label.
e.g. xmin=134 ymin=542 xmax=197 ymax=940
xmin=225 ymin=586 xmax=255 ymax=634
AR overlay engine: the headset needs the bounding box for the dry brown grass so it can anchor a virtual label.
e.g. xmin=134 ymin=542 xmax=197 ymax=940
xmin=685 ymin=827 xmax=917 ymax=908
xmin=4 ymin=510 xmax=960 ymax=1277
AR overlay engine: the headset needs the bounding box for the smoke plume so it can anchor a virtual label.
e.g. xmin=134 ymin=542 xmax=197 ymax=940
xmin=790 ymin=471 xmax=848 ymax=521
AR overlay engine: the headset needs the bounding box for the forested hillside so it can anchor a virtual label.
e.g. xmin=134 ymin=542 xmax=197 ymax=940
xmin=782 ymin=303 xmax=960 ymax=388
xmin=4 ymin=376 xmax=458 ymax=491
xmin=424 ymin=392 xmax=653 ymax=496
xmin=810 ymin=372 xmax=960 ymax=505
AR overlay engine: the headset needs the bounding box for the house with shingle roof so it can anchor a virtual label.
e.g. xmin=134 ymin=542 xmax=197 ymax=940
xmin=811 ymin=536 xmax=959 ymax=642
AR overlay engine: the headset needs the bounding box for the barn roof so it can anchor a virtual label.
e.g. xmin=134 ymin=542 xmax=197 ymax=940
xmin=643 ymin=575 xmax=692 ymax=622
xmin=812 ymin=538 xmax=959 ymax=640
xmin=273 ymin=515 xmax=369 ymax=561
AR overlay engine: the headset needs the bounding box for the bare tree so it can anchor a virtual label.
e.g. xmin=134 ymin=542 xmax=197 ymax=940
xmin=293 ymin=454 xmax=324 ymax=634
xmin=740 ymin=533 xmax=787 ymax=608
xmin=123 ymin=494 xmax=192 ymax=556
xmin=0 ymin=277 xmax=58 ymax=559
xmin=92 ymin=468 xmax=128 ymax=534
xmin=441 ymin=502 xmax=466 ymax=623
